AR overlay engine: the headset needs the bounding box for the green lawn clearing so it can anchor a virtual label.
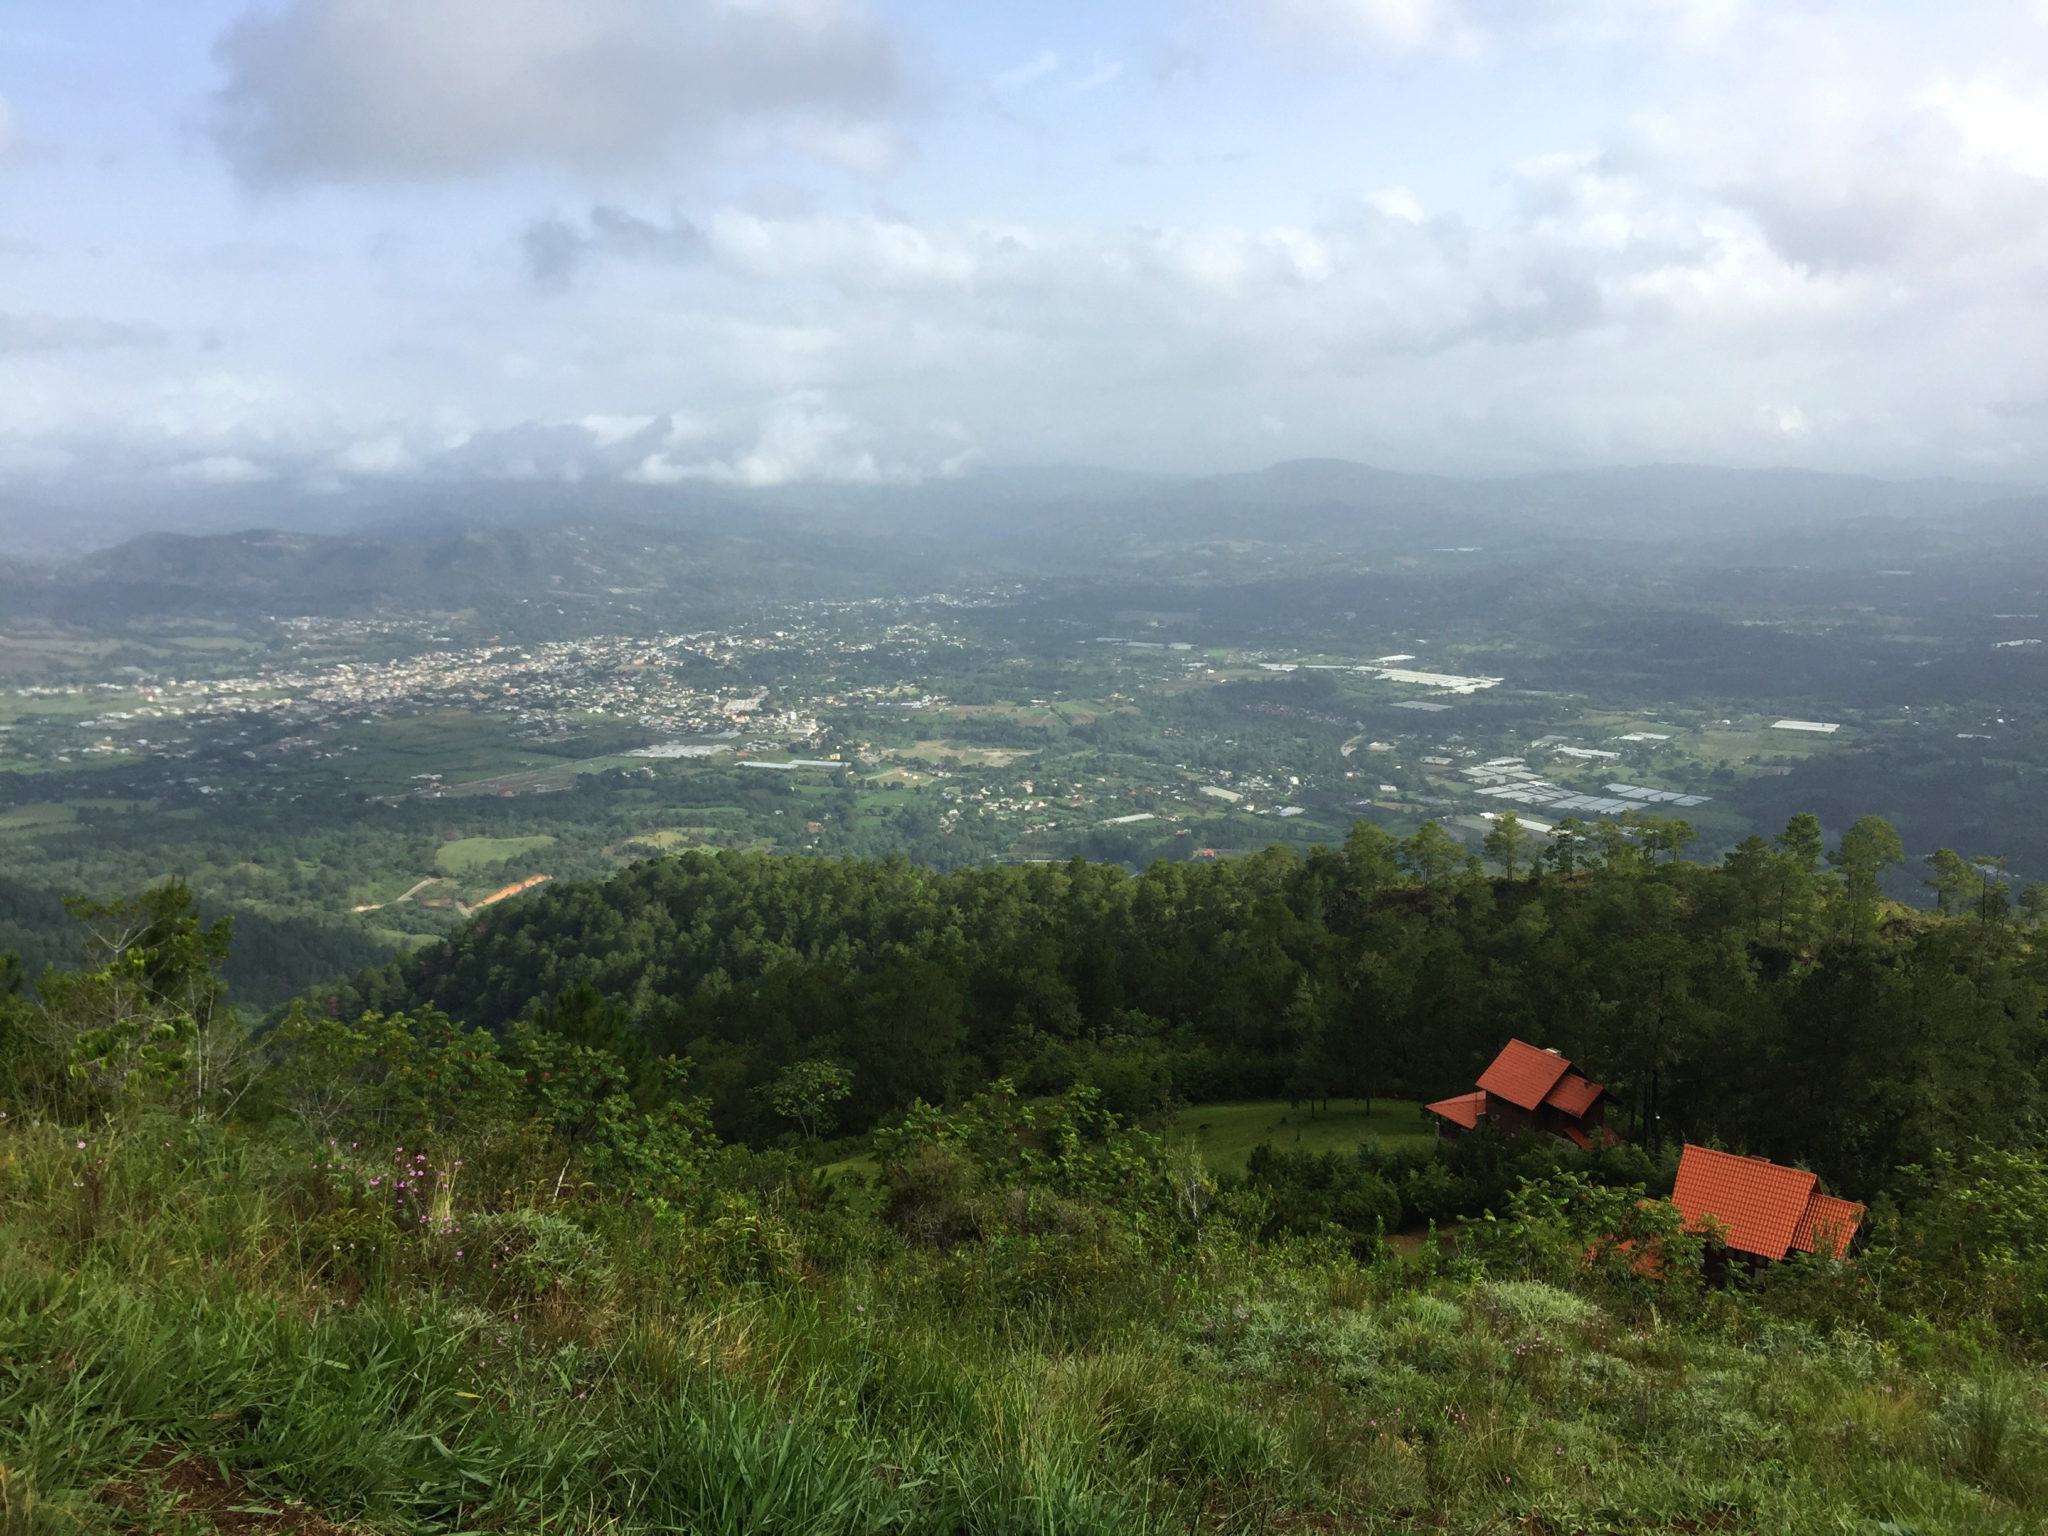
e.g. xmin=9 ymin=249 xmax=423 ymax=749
xmin=1168 ymin=1098 xmax=1433 ymax=1174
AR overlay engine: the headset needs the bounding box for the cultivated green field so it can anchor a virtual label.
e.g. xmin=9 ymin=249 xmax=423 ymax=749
xmin=627 ymin=826 xmax=735 ymax=852
xmin=1168 ymin=1099 xmax=1434 ymax=1173
xmin=0 ymin=800 xmax=105 ymax=835
xmin=433 ymin=834 xmax=558 ymax=873
xmin=333 ymin=712 xmax=557 ymax=795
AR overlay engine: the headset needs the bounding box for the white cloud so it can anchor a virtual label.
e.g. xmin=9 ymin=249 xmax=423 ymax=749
xmin=168 ymin=454 xmax=273 ymax=484
xmin=332 ymin=435 xmax=415 ymax=476
xmin=1262 ymin=0 xmax=1485 ymax=58
xmin=1534 ymin=0 xmax=1750 ymax=50
xmin=1367 ymin=186 xmax=1427 ymax=224
xmin=1924 ymin=76 xmax=2048 ymax=180
xmin=628 ymin=394 xmax=908 ymax=486
xmin=0 ymin=312 xmax=166 ymax=352
xmin=784 ymin=119 xmax=908 ymax=178
xmin=1764 ymin=405 xmax=1810 ymax=438
xmin=1067 ymin=56 xmax=1125 ymax=95
xmin=994 ymin=50 xmax=1060 ymax=91
xmin=1259 ymin=0 xmax=1754 ymax=58
xmin=579 ymin=414 xmax=656 ymax=447
xmin=708 ymin=211 xmax=980 ymax=289
xmin=209 ymin=0 xmax=903 ymax=185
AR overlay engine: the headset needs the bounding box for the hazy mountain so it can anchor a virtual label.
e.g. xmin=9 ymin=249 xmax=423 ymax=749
xmin=770 ymin=460 xmax=2030 ymax=552
xmin=0 ymin=517 xmax=945 ymax=628
xmin=1 ymin=461 xmax=2039 ymax=630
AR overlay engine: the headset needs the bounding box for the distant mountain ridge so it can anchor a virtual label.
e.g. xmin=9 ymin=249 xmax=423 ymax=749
xmin=3 ymin=458 xmax=2031 ymax=562
xmin=1 ymin=461 xmax=2041 ymax=627
xmin=0 ymin=515 xmax=940 ymax=627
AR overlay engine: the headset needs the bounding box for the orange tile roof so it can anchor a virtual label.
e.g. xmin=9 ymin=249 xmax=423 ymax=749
xmin=1425 ymin=1090 xmax=1486 ymax=1130
xmin=1476 ymin=1039 xmax=1573 ymax=1111
xmin=1542 ymin=1072 xmax=1603 ymax=1119
xmin=1671 ymin=1144 xmax=1820 ymax=1261
xmin=1561 ymin=1125 xmax=1592 ymax=1151
xmin=1792 ymin=1192 xmax=1866 ymax=1260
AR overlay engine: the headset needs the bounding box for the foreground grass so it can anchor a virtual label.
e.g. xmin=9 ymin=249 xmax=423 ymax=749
xmin=2 ymin=1120 xmax=2044 ymax=1535
xmin=1166 ymin=1099 xmax=1433 ymax=1174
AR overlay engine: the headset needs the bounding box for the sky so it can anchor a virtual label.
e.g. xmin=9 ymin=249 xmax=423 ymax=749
xmin=7 ymin=0 xmax=2048 ymax=498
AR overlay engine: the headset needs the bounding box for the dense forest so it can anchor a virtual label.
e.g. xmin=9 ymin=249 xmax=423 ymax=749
xmin=316 ymin=813 xmax=2047 ymax=1201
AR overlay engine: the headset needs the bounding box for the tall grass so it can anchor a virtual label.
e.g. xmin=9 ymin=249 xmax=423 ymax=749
xmin=2 ymin=1117 xmax=2044 ymax=1534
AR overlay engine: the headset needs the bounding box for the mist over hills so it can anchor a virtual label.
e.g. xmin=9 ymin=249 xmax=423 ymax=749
xmin=0 ymin=508 xmax=937 ymax=629
xmin=1 ymin=459 xmax=2043 ymax=628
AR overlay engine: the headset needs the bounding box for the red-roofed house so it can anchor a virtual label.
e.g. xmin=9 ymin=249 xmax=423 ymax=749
xmin=1429 ymin=1090 xmax=1486 ymax=1131
xmin=1425 ymin=1039 xmax=1610 ymax=1147
xmin=1670 ymin=1144 xmax=1864 ymax=1264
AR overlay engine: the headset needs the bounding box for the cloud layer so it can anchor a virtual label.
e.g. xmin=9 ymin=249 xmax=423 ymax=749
xmin=7 ymin=0 xmax=2048 ymax=495
xmin=209 ymin=0 xmax=903 ymax=185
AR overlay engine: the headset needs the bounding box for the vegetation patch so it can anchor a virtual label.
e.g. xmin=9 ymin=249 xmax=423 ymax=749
xmin=432 ymin=835 xmax=557 ymax=874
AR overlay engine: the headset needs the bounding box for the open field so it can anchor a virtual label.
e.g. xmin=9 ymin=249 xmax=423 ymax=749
xmin=893 ymin=740 xmax=1037 ymax=767
xmin=433 ymin=834 xmax=558 ymax=873
xmin=328 ymin=713 xmax=556 ymax=794
xmin=1166 ymin=1099 xmax=1433 ymax=1173
xmin=862 ymin=768 xmax=933 ymax=788
xmin=625 ymin=826 xmax=739 ymax=852
xmin=0 ymin=799 xmax=140 ymax=834
xmin=429 ymin=755 xmax=645 ymax=798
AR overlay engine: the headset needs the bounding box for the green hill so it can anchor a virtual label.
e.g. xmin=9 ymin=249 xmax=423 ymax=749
xmin=306 ymin=823 xmax=2043 ymax=1200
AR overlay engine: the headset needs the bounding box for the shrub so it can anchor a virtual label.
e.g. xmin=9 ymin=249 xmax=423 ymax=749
xmin=463 ymin=1208 xmax=614 ymax=1304
xmin=882 ymin=1141 xmax=983 ymax=1248
xmin=1240 ymin=1144 xmax=1400 ymax=1250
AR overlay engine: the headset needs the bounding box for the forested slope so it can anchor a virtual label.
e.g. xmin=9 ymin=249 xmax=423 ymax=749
xmin=314 ymin=816 xmax=2047 ymax=1198
xmin=0 ymin=872 xmax=390 ymax=1010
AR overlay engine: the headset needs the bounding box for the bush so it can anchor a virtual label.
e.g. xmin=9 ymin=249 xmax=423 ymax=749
xmin=882 ymin=1141 xmax=983 ymax=1248
xmin=464 ymin=1208 xmax=615 ymax=1304
xmin=1239 ymin=1143 xmax=1400 ymax=1250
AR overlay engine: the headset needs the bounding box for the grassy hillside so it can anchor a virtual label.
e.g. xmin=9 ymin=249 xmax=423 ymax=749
xmin=3 ymin=1120 xmax=2045 ymax=1536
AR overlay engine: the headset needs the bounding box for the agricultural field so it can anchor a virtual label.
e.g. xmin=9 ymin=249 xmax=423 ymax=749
xmin=326 ymin=713 xmax=569 ymax=796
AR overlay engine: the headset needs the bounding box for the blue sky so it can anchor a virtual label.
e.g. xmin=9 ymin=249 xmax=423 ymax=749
xmin=6 ymin=1 xmax=2048 ymax=497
